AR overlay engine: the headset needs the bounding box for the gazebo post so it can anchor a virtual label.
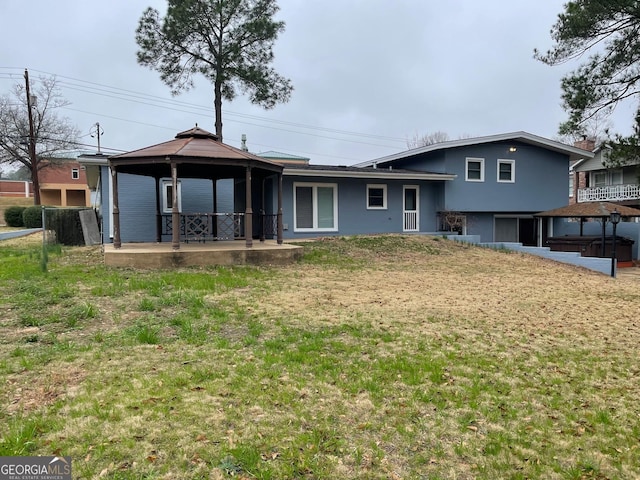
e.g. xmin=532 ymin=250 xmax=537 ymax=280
xmin=111 ymin=166 xmax=121 ymax=249
xmin=212 ymin=178 xmax=217 ymax=239
xmin=277 ymin=172 xmax=283 ymax=245
xmin=171 ymin=161 xmax=180 ymax=250
xmin=154 ymin=176 xmax=161 ymax=243
xmin=245 ymin=166 xmax=253 ymax=248
xmin=601 ymin=219 xmax=606 ymax=257
xmin=536 ymin=217 xmax=542 ymax=247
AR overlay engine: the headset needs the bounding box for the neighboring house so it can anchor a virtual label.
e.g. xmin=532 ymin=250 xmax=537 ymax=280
xmin=0 ymin=180 xmax=33 ymax=198
xmin=570 ymin=142 xmax=640 ymax=209
xmin=0 ymin=160 xmax=90 ymax=206
xmin=79 ymin=129 xmax=592 ymax=246
xmin=39 ymin=159 xmax=91 ymax=207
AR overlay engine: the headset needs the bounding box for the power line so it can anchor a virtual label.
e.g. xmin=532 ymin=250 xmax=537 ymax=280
xmin=25 ymin=68 xmax=407 ymax=144
xmin=1 ymin=67 xmax=408 ymax=162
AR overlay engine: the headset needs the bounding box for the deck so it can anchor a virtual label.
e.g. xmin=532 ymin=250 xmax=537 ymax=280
xmin=104 ymin=240 xmax=303 ymax=269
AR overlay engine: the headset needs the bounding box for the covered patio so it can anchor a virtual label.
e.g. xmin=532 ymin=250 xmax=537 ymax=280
xmin=106 ymin=126 xmax=303 ymax=267
xmin=535 ymin=202 xmax=640 ymax=265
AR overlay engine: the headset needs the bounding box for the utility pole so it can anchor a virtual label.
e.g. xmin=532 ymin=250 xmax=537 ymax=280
xmin=91 ymin=122 xmax=104 ymax=153
xmin=24 ymin=68 xmax=41 ymax=205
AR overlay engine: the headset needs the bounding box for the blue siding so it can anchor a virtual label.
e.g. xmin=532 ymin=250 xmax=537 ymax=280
xmin=447 ymin=143 xmax=567 ymax=212
xmin=119 ymin=174 xmax=156 ymax=243
xmin=182 ymin=179 xmax=214 ymax=213
xmin=281 ymin=176 xmax=442 ymax=239
xmin=99 ymin=166 xmax=235 ymax=244
xmin=394 ymin=142 xmax=569 ymax=212
xmin=463 ymin=213 xmax=495 ymax=241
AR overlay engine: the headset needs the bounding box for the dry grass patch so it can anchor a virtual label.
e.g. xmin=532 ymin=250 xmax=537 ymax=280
xmin=1 ymin=235 xmax=639 ymax=479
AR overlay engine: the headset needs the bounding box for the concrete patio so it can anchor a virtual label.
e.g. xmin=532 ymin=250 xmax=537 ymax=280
xmin=103 ymin=240 xmax=303 ymax=268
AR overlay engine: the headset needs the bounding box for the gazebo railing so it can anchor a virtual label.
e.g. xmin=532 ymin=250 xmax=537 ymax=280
xmin=161 ymin=212 xmax=280 ymax=242
xmin=261 ymin=214 xmax=278 ymax=240
xmin=162 ymin=213 xmax=245 ymax=242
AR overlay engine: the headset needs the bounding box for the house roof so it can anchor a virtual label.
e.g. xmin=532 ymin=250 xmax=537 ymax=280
xmin=283 ymin=164 xmax=456 ymax=180
xmin=258 ymin=151 xmax=310 ymax=161
xmin=535 ymin=202 xmax=640 ymax=218
xmin=354 ymin=131 xmax=595 ymax=167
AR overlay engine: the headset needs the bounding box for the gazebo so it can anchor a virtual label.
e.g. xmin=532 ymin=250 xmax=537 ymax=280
xmin=108 ymin=126 xmax=284 ymax=250
xmin=535 ymin=201 xmax=640 ymax=261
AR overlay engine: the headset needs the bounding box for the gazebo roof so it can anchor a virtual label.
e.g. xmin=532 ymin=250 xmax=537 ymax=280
xmin=109 ymin=126 xmax=283 ymax=178
xmin=535 ymin=201 xmax=640 ymax=218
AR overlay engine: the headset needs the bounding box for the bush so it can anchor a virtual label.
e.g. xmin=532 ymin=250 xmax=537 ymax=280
xmin=22 ymin=206 xmax=43 ymax=228
xmin=4 ymin=206 xmax=26 ymax=227
xmin=46 ymin=209 xmax=86 ymax=246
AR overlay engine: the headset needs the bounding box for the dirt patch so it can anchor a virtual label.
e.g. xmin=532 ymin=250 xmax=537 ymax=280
xmin=5 ymin=365 xmax=87 ymax=414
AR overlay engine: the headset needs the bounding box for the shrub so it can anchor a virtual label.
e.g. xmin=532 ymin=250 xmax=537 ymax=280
xmin=46 ymin=209 xmax=86 ymax=246
xmin=4 ymin=206 xmax=26 ymax=227
xmin=22 ymin=206 xmax=43 ymax=228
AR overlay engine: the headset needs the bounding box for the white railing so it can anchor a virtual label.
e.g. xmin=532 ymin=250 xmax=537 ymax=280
xmin=403 ymin=211 xmax=418 ymax=231
xmin=577 ymin=184 xmax=640 ymax=203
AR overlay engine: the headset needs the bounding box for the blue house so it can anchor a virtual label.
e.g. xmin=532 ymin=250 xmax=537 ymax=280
xmin=79 ymin=130 xmax=592 ymax=248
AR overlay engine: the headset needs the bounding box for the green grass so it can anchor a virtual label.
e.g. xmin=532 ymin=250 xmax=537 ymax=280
xmin=1 ymin=236 xmax=640 ymax=478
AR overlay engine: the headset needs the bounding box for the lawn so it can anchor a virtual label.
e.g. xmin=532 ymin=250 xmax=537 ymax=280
xmin=0 ymin=234 xmax=639 ymax=479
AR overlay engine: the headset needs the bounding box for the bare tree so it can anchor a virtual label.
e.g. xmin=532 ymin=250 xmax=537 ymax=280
xmin=439 ymin=210 xmax=466 ymax=234
xmin=0 ymin=73 xmax=79 ymax=204
xmin=553 ymin=110 xmax=612 ymax=149
xmin=406 ymin=131 xmax=450 ymax=149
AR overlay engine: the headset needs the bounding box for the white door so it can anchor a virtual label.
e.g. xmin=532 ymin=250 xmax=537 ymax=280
xmin=403 ymin=186 xmax=419 ymax=232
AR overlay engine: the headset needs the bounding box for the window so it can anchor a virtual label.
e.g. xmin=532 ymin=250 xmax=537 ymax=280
xmin=294 ymin=182 xmax=338 ymax=232
xmin=162 ymin=180 xmax=182 ymax=213
xmin=465 ymin=157 xmax=484 ymax=182
xmin=71 ymin=168 xmax=80 ymax=180
xmin=367 ymin=184 xmax=387 ymax=209
xmin=593 ymin=171 xmax=607 ymax=187
xmin=569 ymin=173 xmax=574 ymax=197
xmin=497 ymin=159 xmax=515 ymax=183
xmin=611 ymin=169 xmax=623 ymax=185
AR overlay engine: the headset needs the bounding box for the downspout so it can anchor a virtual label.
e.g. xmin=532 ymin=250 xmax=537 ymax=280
xmin=171 ymin=160 xmax=180 ymax=250
xmin=111 ymin=166 xmax=121 ymax=249
xmin=277 ymin=172 xmax=283 ymax=245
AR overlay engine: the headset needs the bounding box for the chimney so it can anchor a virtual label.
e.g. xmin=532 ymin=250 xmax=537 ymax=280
xmin=241 ymin=134 xmax=248 ymax=152
xmin=573 ymin=136 xmax=596 ymax=152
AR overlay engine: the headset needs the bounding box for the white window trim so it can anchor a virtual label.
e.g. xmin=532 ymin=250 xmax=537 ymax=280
xmin=71 ymin=168 xmax=80 ymax=180
xmin=497 ymin=159 xmax=515 ymax=183
xmin=293 ymin=182 xmax=338 ymax=232
xmin=465 ymin=157 xmax=485 ymax=182
xmin=162 ymin=180 xmax=182 ymax=214
xmin=366 ymin=184 xmax=387 ymax=210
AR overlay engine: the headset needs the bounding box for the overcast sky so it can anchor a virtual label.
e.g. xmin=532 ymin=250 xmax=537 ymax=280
xmin=1 ymin=1 xmax=631 ymax=165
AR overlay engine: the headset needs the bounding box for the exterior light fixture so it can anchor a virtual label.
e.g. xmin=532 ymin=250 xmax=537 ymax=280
xmin=610 ymin=208 xmax=621 ymax=278
xmin=509 ymin=147 xmax=517 ymax=152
